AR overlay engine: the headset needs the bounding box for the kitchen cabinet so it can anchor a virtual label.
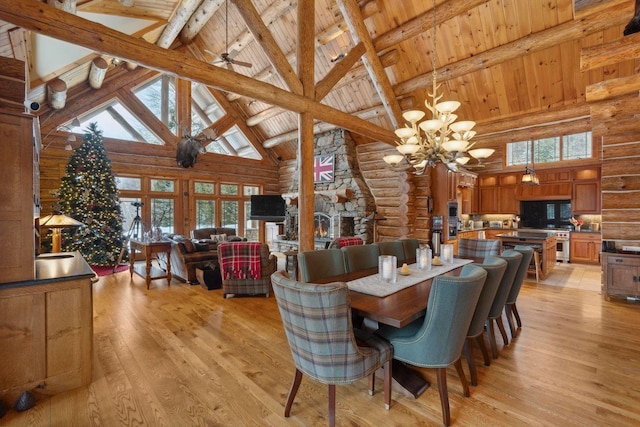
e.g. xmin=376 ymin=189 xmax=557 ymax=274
xmin=0 ymin=109 xmax=38 ymax=283
xmin=0 ymin=253 xmax=94 ymax=403
xmin=572 ymin=181 xmax=600 ymax=213
xmin=570 ymin=232 xmax=601 ymax=264
xmin=603 ymin=253 xmax=640 ymax=299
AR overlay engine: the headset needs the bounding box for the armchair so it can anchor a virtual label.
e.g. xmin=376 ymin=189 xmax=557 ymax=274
xmin=164 ymin=234 xmax=219 ymax=283
xmin=217 ymin=241 xmax=276 ymax=298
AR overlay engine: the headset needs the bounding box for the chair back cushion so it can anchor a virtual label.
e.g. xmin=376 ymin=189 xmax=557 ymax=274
xmin=327 ymin=237 xmax=364 ymax=249
xmin=374 ymin=241 xmax=406 ymax=264
xmin=218 ymin=242 xmax=262 ymax=280
xmin=488 ymin=250 xmax=523 ymax=318
xmin=507 ymin=245 xmax=535 ymax=304
xmin=377 ymin=264 xmax=486 ymax=367
xmin=468 ymin=256 xmax=508 ymax=337
xmin=400 ymin=239 xmax=420 ymax=263
xmin=297 ymin=249 xmax=346 ymax=283
xmin=341 ymin=244 xmax=380 ymax=273
xmin=458 ymin=238 xmax=500 ymax=259
xmin=270 ymin=270 xmax=388 ymax=383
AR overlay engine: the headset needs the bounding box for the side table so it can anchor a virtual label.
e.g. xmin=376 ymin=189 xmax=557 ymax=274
xmin=129 ymin=239 xmax=172 ymax=289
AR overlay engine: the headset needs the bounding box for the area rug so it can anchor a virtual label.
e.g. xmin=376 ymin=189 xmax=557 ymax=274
xmin=91 ymin=265 xmax=129 ymax=277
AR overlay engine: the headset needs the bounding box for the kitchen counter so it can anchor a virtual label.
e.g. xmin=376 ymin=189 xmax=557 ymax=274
xmin=0 ymin=251 xmax=95 ymax=289
xmin=497 ymin=231 xmax=557 ymax=280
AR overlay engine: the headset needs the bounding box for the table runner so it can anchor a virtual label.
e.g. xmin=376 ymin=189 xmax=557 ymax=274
xmin=346 ymin=258 xmax=474 ymax=297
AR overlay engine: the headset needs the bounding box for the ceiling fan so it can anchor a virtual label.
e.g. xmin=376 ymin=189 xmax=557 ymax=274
xmin=205 ymin=0 xmax=252 ymax=71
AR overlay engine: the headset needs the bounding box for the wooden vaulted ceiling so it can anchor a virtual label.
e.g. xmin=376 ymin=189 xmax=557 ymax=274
xmin=0 ymin=0 xmax=638 ymax=162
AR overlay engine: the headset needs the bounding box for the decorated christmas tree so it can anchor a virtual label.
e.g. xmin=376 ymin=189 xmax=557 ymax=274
xmin=57 ymin=123 xmax=125 ymax=265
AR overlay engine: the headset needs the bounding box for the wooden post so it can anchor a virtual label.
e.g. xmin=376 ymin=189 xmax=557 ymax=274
xmin=89 ymin=57 xmax=108 ymax=89
xmin=47 ymin=77 xmax=67 ymax=109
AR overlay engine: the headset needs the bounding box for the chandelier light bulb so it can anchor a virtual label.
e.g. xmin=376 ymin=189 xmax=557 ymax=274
xmin=435 ymin=100 xmax=461 ymax=114
xmin=449 ymin=121 xmax=476 ymax=133
xmin=418 ymin=119 xmax=443 ymax=133
xmin=455 ymin=156 xmax=470 ymax=165
xmin=402 ymin=110 xmax=426 ymax=123
xmin=468 ymin=148 xmax=495 ymax=159
xmin=383 ymin=154 xmax=405 ymax=166
xmin=394 ymin=127 xmax=415 ymax=139
xmin=396 ymin=144 xmax=421 ymax=155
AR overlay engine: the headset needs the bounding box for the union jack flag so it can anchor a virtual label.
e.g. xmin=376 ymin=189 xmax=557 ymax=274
xmin=314 ymin=155 xmax=334 ymax=182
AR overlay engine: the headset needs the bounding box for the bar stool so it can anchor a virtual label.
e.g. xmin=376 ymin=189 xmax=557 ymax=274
xmin=527 ymin=245 xmax=542 ymax=283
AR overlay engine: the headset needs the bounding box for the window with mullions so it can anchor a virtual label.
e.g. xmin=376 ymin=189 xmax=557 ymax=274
xmin=134 ymin=75 xmax=177 ymax=134
xmin=506 ymin=132 xmax=592 ymax=166
xmin=151 ymin=198 xmax=174 ymax=234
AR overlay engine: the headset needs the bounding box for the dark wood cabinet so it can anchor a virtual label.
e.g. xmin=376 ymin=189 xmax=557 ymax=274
xmin=570 ymin=232 xmax=601 ymax=264
xmin=573 ymin=181 xmax=600 ymax=213
xmin=603 ymin=253 xmax=640 ymax=298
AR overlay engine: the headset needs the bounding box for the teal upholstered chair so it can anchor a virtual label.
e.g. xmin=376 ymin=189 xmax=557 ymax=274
xmin=505 ymin=245 xmax=535 ymax=338
xmin=341 ymin=244 xmax=380 ymax=273
xmin=375 ymin=264 xmax=487 ymax=426
xmin=271 ymin=270 xmax=393 ymax=427
xmin=465 ymin=256 xmax=507 ymax=386
xmin=487 ymin=250 xmax=523 ymax=358
xmin=400 ymin=238 xmax=420 ymax=263
xmin=374 ymin=241 xmax=406 ymax=264
xmin=297 ymin=249 xmax=346 ymax=283
xmin=458 ymin=238 xmax=500 ymax=259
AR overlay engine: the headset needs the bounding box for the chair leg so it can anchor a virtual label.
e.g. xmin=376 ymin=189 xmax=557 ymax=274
xmin=454 ymin=358 xmax=470 ymax=397
xmin=512 ymin=302 xmax=522 ymax=328
xmin=505 ymin=304 xmax=517 ymax=338
xmin=328 ymin=384 xmax=336 ymax=427
xmin=383 ymin=359 xmax=392 ymax=411
xmin=464 ymin=338 xmax=478 ymax=386
xmin=476 ymin=334 xmax=491 ymax=366
xmin=436 ymin=367 xmax=451 ymax=426
xmin=486 ymin=319 xmax=499 ymax=359
xmin=284 ymin=369 xmax=303 ymax=417
xmin=369 ymin=371 xmax=375 ymax=396
xmin=496 ymin=315 xmax=509 ymax=345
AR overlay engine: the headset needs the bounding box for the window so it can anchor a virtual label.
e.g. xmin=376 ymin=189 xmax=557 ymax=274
xmin=194 ymin=182 xmax=215 ymax=195
xmin=151 ymin=198 xmax=174 ymax=233
xmin=150 ymin=179 xmax=175 ymax=192
xmin=196 ymin=200 xmax=216 ymax=229
xmin=245 ymin=200 xmax=258 ymax=241
xmin=120 ymin=197 xmax=143 ymax=239
xmin=115 ymin=176 xmax=141 ymax=191
xmin=221 ymin=200 xmax=238 ymax=232
xmin=506 ymin=132 xmax=592 ymax=166
xmin=220 ymin=184 xmax=238 ymax=196
xmin=134 ymin=75 xmax=177 ymax=133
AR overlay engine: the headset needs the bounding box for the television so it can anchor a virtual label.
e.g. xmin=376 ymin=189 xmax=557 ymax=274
xmin=250 ymin=195 xmax=286 ymax=222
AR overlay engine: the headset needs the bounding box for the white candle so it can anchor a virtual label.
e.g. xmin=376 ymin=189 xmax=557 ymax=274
xmin=383 ymin=257 xmax=393 ymax=279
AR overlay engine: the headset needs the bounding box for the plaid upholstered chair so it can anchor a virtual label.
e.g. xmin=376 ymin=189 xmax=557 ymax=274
xmin=326 ymin=236 xmax=364 ymax=249
xmin=270 ymin=270 xmax=393 ymax=426
xmin=375 ymin=264 xmax=487 ymax=426
xmin=458 ymin=238 xmax=500 ymax=260
xmin=217 ymin=242 xmax=277 ymax=298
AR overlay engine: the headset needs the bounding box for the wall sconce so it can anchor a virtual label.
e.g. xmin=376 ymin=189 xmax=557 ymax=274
xmin=40 ymin=212 xmax=83 ymax=252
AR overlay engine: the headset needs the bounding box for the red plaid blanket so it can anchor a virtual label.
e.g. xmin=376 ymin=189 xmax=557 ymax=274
xmin=219 ymin=242 xmax=262 ymax=280
xmin=337 ymin=237 xmax=363 ymax=247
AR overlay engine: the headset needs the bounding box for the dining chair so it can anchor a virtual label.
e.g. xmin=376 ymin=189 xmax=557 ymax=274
xmin=505 ymin=245 xmax=535 ymax=339
xmin=400 ymin=238 xmax=420 ymax=263
xmin=374 ymin=241 xmax=406 ymax=264
xmin=341 ymin=244 xmax=380 ymax=273
xmin=486 ymin=250 xmax=523 ymax=358
xmin=270 ymin=270 xmax=393 ymax=427
xmin=464 ymin=256 xmax=507 ymax=386
xmin=375 ymin=264 xmax=487 ymax=426
xmin=457 ymin=238 xmax=500 ymax=260
xmin=297 ymin=249 xmax=346 ymax=283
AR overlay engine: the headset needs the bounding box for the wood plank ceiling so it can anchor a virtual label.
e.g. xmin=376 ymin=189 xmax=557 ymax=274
xmin=0 ymin=0 xmax=638 ymax=162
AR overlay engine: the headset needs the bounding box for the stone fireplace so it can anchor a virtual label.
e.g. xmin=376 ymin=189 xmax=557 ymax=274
xmin=284 ymin=129 xmax=376 ymax=242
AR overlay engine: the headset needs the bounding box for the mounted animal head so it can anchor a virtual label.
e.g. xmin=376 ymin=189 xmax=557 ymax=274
xmin=176 ymin=128 xmax=217 ymax=168
xmin=624 ymin=0 xmax=640 ymax=35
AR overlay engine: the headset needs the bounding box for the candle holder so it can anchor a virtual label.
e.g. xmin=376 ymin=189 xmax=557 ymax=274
xmin=441 ymin=244 xmax=454 ymax=264
xmin=378 ymin=255 xmax=397 ymax=283
xmin=417 ymin=246 xmax=432 ymax=270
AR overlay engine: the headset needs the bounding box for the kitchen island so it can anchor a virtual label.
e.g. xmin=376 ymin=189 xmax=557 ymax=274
xmin=497 ymin=231 xmax=557 ymax=279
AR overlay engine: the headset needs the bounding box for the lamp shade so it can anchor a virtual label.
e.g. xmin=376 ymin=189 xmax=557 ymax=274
xmin=40 ymin=213 xmax=83 ymax=228
xmin=468 ymin=148 xmax=495 ymax=159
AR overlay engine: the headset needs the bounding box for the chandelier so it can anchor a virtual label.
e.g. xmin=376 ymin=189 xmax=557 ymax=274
xmin=383 ymin=0 xmax=493 ymax=175
xmin=521 ymin=140 xmax=540 ymax=185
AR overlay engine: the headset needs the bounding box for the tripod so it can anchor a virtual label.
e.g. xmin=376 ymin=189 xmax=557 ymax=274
xmin=114 ymin=203 xmax=143 ymax=272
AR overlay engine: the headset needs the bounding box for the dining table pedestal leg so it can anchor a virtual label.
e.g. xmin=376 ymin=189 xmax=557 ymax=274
xmin=392 ymin=360 xmax=429 ymax=398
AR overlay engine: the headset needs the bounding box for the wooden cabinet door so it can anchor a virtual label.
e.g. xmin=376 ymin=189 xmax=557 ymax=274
xmin=605 ymin=255 xmax=640 ymax=297
xmin=499 ymin=186 xmax=519 ymax=213
xmin=479 ymin=187 xmax=498 ymax=213
xmin=573 ymin=181 xmax=600 ymax=213
xmin=571 ymin=239 xmax=592 ymax=263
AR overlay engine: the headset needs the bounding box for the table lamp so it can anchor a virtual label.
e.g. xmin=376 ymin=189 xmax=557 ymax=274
xmin=40 ymin=212 xmax=83 ymax=252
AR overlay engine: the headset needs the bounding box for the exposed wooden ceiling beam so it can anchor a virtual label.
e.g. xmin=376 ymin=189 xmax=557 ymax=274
xmin=315 ymin=41 xmax=365 ymax=101
xmin=337 ymin=0 xmax=402 ymax=128
xmin=233 ymin=0 xmax=303 ymax=95
xmin=393 ymin=2 xmax=633 ymax=96
xmin=317 ymin=0 xmax=378 ymax=45
xmin=586 ymin=73 xmax=640 ymax=102
xmin=157 ymin=0 xmax=203 ymax=49
xmin=580 ymin=31 xmax=640 ymax=71
xmin=179 ymin=0 xmax=224 ymax=44
xmin=0 ymin=0 xmax=396 ymax=145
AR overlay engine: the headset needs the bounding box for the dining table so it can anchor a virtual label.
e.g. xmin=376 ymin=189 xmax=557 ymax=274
xmin=314 ymin=257 xmax=474 ymax=398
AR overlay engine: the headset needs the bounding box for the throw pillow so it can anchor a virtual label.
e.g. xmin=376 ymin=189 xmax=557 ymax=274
xmin=210 ymin=233 xmax=227 ymax=242
xmin=179 ymin=238 xmax=196 ymax=253
xmin=194 ymin=242 xmax=209 ymax=251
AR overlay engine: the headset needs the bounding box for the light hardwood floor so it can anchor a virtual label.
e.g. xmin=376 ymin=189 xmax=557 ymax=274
xmin=2 ymin=263 xmax=640 ymax=426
